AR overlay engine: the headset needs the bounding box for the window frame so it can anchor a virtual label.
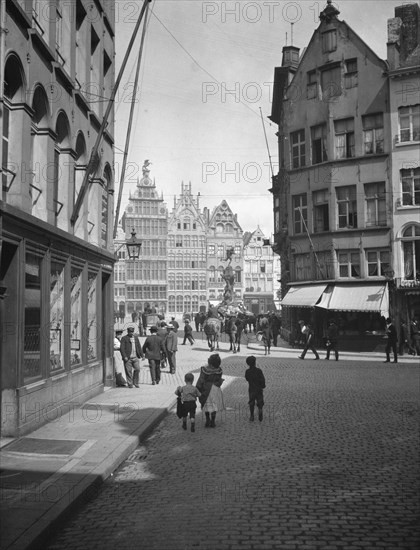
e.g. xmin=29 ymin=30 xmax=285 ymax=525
xmin=290 ymin=129 xmax=306 ymax=169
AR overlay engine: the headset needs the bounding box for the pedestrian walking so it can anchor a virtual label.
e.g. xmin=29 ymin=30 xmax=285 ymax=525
xmin=171 ymin=317 xmax=179 ymax=333
xmin=114 ymin=329 xmax=127 ymax=387
xmin=325 ymin=320 xmax=339 ymax=361
xmin=194 ymin=312 xmax=200 ymax=332
xmin=244 ymin=355 xmax=265 ymax=422
xmin=142 ymin=325 xmax=165 ymax=385
xmin=120 ymin=326 xmax=144 ymax=388
xmin=298 ymin=321 xmax=319 ymax=360
xmin=182 ymin=320 xmax=195 ymax=345
xmin=196 ymin=353 xmax=225 ymax=428
xmin=175 ymin=373 xmax=201 ymax=432
xmin=165 ymin=323 xmax=178 ymax=374
xmin=384 ymin=317 xmax=398 ymax=363
xmin=261 ymin=323 xmax=272 ymax=355
xmin=142 ymin=312 xmax=148 ymax=336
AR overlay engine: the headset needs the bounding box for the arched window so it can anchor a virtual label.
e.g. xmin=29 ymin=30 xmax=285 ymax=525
xmin=31 ymin=85 xmax=50 ymax=220
xmin=176 ymin=274 xmax=183 ymax=290
xmin=3 ymin=54 xmax=26 ymax=203
xmin=74 ymin=132 xmax=87 ymax=238
xmin=402 ymin=225 xmax=420 ymax=280
xmin=176 ymin=295 xmax=183 ymax=313
xmin=54 ymin=112 xmax=71 ymax=229
xmin=216 ymin=223 xmax=224 ymax=233
xmin=209 ymin=266 xmax=216 ymax=284
xmin=168 ymin=273 xmax=175 ymax=290
xmin=101 ymin=164 xmax=112 ymax=247
xmin=168 ymin=295 xmax=175 ymax=312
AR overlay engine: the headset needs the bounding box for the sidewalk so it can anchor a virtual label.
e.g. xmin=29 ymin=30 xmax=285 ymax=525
xmin=1 ymin=332 xmax=418 ymax=550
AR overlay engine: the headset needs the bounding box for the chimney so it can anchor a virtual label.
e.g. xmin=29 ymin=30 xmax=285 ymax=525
xmin=388 ymin=4 xmax=420 ymax=68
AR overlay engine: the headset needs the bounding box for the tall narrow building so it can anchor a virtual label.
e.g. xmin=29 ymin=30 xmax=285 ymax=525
xmin=123 ymin=163 xmax=168 ymax=317
xmin=270 ymin=0 xmax=392 ymax=350
xmin=1 ymin=0 xmax=116 ymax=436
xmin=167 ymin=183 xmax=207 ymax=318
xmin=205 ymin=200 xmax=244 ymax=305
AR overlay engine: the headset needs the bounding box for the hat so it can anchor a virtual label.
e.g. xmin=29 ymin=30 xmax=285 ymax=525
xmin=166 ymin=324 xmax=174 ymax=329
xmin=115 ymin=329 xmax=123 ymax=335
xmin=298 ymin=320 xmax=305 ymax=324
xmin=149 ymin=326 xmax=158 ymax=333
xmin=127 ymin=326 xmax=135 ymax=332
xmin=185 ymin=319 xmax=189 ymax=323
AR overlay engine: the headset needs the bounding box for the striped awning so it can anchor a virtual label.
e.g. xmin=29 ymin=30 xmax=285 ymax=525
xmin=280 ymin=284 xmax=328 ymax=308
xmin=316 ymin=283 xmax=389 ymax=317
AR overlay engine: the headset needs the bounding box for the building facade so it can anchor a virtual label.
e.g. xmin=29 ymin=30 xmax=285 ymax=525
xmin=270 ymin=0 xmax=394 ymax=350
xmin=387 ymin=3 xmax=420 ymax=329
xmin=122 ymin=165 xmax=168 ymax=317
xmin=243 ymin=227 xmax=281 ymax=315
xmin=0 ymin=0 xmax=116 ymax=436
xmin=167 ymin=182 xmax=207 ymax=318
xmin=205 ymin=200 xmax=244 ymax=305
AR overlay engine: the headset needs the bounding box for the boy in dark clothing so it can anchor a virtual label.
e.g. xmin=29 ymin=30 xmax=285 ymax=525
xmin=245 ymin=355 xmax=266 ymax=422
xmin=182 ymin=320 xmax=195 ymax=345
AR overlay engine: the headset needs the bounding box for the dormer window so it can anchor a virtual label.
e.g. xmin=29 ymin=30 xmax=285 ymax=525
xmin=322 ymin=30 xmax=337 ymax=53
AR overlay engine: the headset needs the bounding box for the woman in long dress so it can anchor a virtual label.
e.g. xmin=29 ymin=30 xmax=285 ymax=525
xmin=114 ymin=329 xmax=128 ymax=387
xmin=196 ymin=353 xmax=225 ymax=427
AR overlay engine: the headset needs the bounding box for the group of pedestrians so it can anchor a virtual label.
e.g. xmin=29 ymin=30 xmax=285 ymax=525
xmin=113 ymin=321 xmax=179 ymax=387
xmin=175 ymin=353 xmax=266 ymax=432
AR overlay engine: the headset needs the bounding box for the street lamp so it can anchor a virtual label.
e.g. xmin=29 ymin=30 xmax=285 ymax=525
xmin=125 ymin=229 xmax=142 ymax=259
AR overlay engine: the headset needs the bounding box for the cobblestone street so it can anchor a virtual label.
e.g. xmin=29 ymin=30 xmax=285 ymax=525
xmin=43 ymin=356 xmax=420 ymax=550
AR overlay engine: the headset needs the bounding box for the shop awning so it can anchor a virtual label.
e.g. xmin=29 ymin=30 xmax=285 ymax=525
xmin=316 ymin=283 xmax=389 ymax=317
xmin=280 ymin=284 xmax=328 ymax=308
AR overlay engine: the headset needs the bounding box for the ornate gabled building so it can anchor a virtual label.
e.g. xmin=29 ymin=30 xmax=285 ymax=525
xmin=243 ymin=227 xmax=281 ymax=315
xmin=387 ymin=3 xmax=420 ymax=329
xmin=270 ymin=0 xmax=394 ymax=350
xmin=167 ymin=182 xmax=207 ymax=317
xmin=1 ymin=0 xmax=116 ymax=436
xmin=205 ymin=200 xmax=244 ymax=305
xmin=122 ymin=163 xmax=168 ymax=316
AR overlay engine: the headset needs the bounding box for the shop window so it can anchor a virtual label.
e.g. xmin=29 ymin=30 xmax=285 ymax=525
xmin=50 ymin=259 xmax=65 ymax=372
xmin=311 ymin=124 xmax=328 ymax=164
xmin=313 ymin=189 xmax=329 ymax=232
xmin=398 ymin=105 xmax=420 ymax=142
xmin=292 ymin=194 xmax=307 ymax=235
xmin=402 ymin=225 xmax=420 ymax=280
xmin=336 ymin=186 xmax=357 ymax=229
xmin=87 ymin=272 xmax=98 ymax=361
xmin=24 ymin=252 xmax=43 ymax=381
xmin=401 ymin=168 xmax=420 ymax=206
xmin=366 ymin=250 xmax=390 ymax=277
xmin=338 ymin=251 xmax=361 ymax=277
xmin=290 ymin=129 xmax=305 ymax=168
xmin=334 ymin=118 xmax=354 ymax=159
xmin=70 ymin=265 xmax=83 ymax=366
xmin=363 ymin=113 xmax=384 ymax=154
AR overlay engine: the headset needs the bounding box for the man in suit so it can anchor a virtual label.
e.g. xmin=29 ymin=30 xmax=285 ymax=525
xmin=142 ymin=326 xmax=165 ymax=385
xmin=165 ymin=324 xmax=178 ymax=374
xmin=120 ymin=326 xmax=144 ymax=388
xmin=384 ymin=318 xmax=398 ymax=363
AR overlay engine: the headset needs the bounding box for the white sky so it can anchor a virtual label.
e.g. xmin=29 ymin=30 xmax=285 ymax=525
xmin=113 ymin=0 xmax=407 ymax=236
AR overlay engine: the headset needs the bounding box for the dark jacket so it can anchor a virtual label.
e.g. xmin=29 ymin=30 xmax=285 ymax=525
xmin=386 ymin=323 xmax=398 ymax=344
xmin=326 ymin=323 xmax=339 ymax=342
xmin=245 ymin=366 xmax=265 ymax=393
xmin=120 ymin=334 xmax=144 ymax=362
xmin=142 ymin=334 xmax=165 ymax=361
xmin=165 ymin=331 xmax=178 ymax=353
xmin=184 ymin=323 xmax=193 ymax=335
xmin=196 ymin=365 xmax=224 ymax=407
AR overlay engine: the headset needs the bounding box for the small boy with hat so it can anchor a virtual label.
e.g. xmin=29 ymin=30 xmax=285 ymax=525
xmin=182 ymin=319 xmax=195 ymax=345
xmin=175 ymin=373 xmax=201 ymax=432
xmin=245 ymin=355 xmax=266 ymax=422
